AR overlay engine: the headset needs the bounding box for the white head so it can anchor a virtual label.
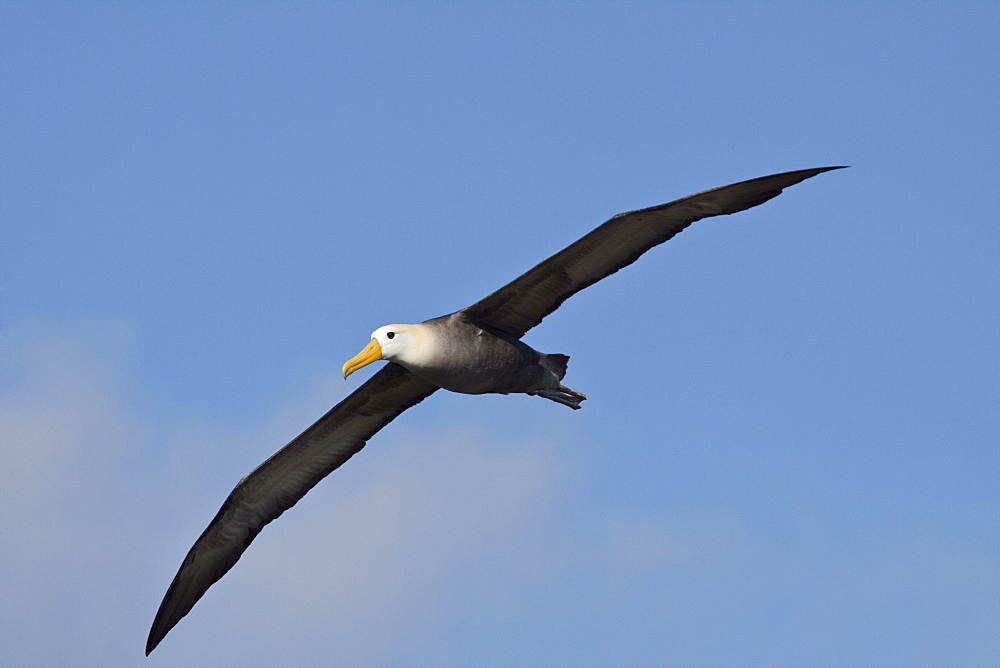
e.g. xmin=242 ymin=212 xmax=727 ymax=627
xmin=342 ymin=323 xmax=424 ymax=378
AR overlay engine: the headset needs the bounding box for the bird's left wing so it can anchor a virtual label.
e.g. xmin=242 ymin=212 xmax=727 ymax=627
xmin=146 ymin=363 xmax=438 ymax=655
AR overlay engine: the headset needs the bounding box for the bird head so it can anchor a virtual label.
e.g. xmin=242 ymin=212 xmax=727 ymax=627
xmin=342 ymin=324 xmax=420 ymax=378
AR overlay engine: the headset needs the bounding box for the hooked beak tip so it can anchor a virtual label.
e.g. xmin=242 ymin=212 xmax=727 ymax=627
xmin=342 ymin=339 xmax=383 ymax=379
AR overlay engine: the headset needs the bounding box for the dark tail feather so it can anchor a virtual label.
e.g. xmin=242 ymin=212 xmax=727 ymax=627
xmin=542 ymin=353 xmax=570 ymax=380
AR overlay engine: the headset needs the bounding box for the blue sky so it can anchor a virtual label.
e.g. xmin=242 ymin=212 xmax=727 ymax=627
xmin=2 ymin=3 xmax=997 ymax=666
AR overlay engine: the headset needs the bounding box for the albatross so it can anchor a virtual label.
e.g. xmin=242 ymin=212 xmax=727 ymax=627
xmin=146 ymin=166 xmax=844 ymax=654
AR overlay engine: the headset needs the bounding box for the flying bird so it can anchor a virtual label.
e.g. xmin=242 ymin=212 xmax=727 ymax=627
xmin=146 ymin=166 xmax=844 ymax=654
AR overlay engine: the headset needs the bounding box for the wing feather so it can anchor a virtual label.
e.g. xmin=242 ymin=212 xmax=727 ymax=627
xmin=462 ymin=167 xmax=845 ymax=337
xmin=146 ymin=364 xmax=437 ymax=655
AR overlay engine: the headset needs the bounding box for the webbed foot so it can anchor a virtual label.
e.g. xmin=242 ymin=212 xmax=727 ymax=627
xmin=532 ymin=385 xmax=587 ymax=410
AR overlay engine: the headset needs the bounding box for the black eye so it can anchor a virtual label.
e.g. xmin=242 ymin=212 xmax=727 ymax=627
xmin=386 ymin=331 xmax=395 ymax=339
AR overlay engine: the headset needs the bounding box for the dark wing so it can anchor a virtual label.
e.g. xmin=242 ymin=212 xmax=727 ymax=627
xmin=462 ymin=166 xmax=845 ymax=338
xmin=146 ymin=364 xmax=438 ymax=655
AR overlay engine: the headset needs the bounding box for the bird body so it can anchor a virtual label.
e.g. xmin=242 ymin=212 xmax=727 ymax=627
xmin=146 ymin=166 xmax=844 ymax=655
xmin=344 ymin=314 xmax=582 ymax=404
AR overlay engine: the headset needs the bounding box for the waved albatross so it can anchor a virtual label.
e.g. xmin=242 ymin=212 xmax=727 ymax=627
xmin=146 ymin=166 xmax=844 ymax=654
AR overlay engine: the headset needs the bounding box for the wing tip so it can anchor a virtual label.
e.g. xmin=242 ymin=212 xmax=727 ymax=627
xmin=146 ymin=605 xmax=177 ymax=656
xmin=778 ymin=165 xmax=849 ymax=181
xmin=145 ymin=567 xmax=196 ymax=656
xmin=811 ymin=165 xmax=849 ymax=174
xmin=145 ymin=630 xmax=162 ymax=656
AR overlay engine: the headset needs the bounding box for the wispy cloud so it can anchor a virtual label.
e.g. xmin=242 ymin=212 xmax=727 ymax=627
xmin=1 ymin=320 xmax=146 ymax=665
xmin=2 ymin=320 xmax=997 ymax=666
xmin=0 ymin=319 xmax=575 ymax=665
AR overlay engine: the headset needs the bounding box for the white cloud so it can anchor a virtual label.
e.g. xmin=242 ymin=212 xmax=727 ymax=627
xmin=0 ymin=320 xmax=145 ymax=665
xmin=2 ymin=319 xmax=997 ymax=667
xmin=0 ymin=319 xmax=576 ymax=666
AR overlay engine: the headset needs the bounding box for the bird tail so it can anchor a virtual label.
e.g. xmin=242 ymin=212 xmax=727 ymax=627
xmin=541 ymin=353 xmax=570 ymax=380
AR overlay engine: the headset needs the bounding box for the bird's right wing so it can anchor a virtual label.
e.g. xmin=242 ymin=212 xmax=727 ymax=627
xmin=146 ymin=363 xmax=438 ymax=655
xmin=463 ymin=167 xmax=845 ymax=338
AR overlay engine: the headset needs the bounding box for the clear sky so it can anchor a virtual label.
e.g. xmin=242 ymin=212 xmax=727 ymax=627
xmin=2 ymin=3 xmax=997 ymax=666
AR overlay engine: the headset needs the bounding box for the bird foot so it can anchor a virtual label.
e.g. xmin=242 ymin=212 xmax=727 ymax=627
xmin=533 ymin=385 xmax=587 ymax=410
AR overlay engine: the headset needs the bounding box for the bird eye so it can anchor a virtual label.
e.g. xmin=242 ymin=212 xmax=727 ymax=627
xmin=386 ymin=332 xmax=395 ymax=339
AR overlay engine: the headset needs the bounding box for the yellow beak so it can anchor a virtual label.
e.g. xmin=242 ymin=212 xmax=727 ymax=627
xmin=342 ymin=339 xmax=383 ymax=379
